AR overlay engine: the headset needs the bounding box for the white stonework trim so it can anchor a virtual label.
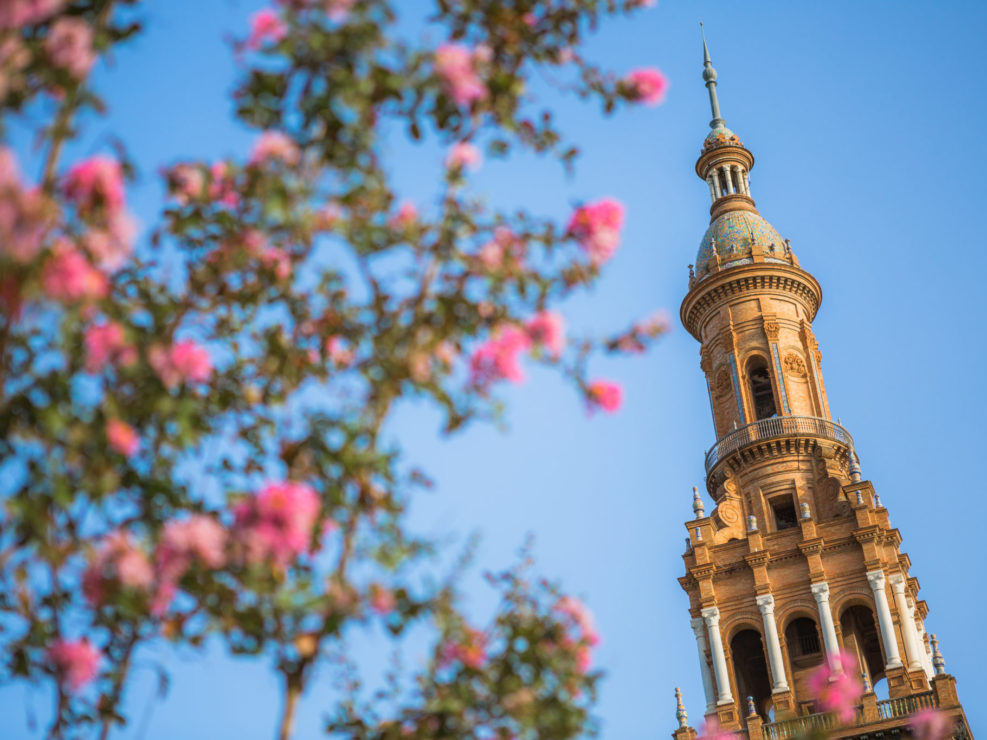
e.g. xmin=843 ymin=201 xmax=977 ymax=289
xmin=867 ymin=570 xmax=904 ymax=669
xmin=756 ymin=594 xmax=790 ymax=692
xmin=702 ymin=607 xmax=735 ymax=705
xmin=691 ymin=617 xmax=717 ymax=712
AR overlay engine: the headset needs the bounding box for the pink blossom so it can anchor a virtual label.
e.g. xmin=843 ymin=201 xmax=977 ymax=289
xmin=0 ymin=152 xmax=54 ymax=263
xmin=368 ymin=583 xmax=396 ymax=615
xmin=168 ymin=164 xmax=205 ymax=204
xmin=586 ymin=379 xmax=622 ymax=414
xmin=910 ymin=708 xmax=954 ymax=740
xmin=82 ymin=212 xmax=135 ymax=272
xmin=247 ymin=8 xmax=287 ymax=50
xmin=623 ymin=67 xmax=668 ymax=106
xmin=567 ymin=198 xmax=624 ymax=265
xmin=806 ymin=650 xmax=862 ymax=723
xmin=446 ymin=141 xmax=482 ymax=171
xmin=84 ymin=321 xmax=135 ymax=372
xmin=233 ymin=481 xmax=320 ymax=567
xmin=208 ymin=161 xmax=238 ymax=207
xmin=46 ymin=639 xmax=100 ymax=693
xmin=41 ymin=241 xmax=108 ymax=303
xmin=261 ymin=246 xmax=292 ymax=279
xmin=526 ymin=311 xmax=565 ymax=358
xmin=555 ymin=596 xmax=600 ymax=647
xmin=149 ymin=339 xmax=213 ymax=388
xmin=469 ymin=326 xmax=531 ymax=387
xmin=62 ymin=156 xmax=125 ymax=216
xmin=388 ymin=201 xmax=418 ymax=230
xmin=699 ymin=718 xmax=737 ymax=740
xmin=315 ymin=202 xmax=342 ymax=231
xmin=434 ymin=43 xmax=487 ymax=106
xmin=156 ymin=515 xmax=227 ymax=590
xmin=82 ymin=532 xmax=154 ymax=606
xmin=250 ymin=131 xmax=300 ymax=166
xmin=106 ymin=419 xmax=140 ymax=457
xmin=0 ymin=0 xmax=65 ymax=30
xmin=325 ymin=336 xmax=354 ymax=367
xmin=438 ymin=627 xmax=488 ymax=670
xmin=45 ymin=17 xmax=95 ymax=79
xmin=324 ymin=0 xmax=356 ymax=21
xmin=475 ymin=227 xmax=524 ymax=273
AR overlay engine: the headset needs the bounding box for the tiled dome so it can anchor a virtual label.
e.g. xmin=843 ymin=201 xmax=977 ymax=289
xmin=703 ymin=125 xmax=743 ymax=150
xmin=696 ymin=210 xmax=788 ymax=275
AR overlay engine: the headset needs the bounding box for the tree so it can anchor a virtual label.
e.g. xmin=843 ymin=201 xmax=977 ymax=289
xmin=0 ymin=1 xmax=669 ymax=737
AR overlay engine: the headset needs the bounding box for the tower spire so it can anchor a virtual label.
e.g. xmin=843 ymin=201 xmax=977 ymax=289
xmin=700 ymin=22 xmax=726 ymax=130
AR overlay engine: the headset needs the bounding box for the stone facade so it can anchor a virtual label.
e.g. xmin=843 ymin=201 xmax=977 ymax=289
xmin=671 ymin=36 xmax=972 ymax=740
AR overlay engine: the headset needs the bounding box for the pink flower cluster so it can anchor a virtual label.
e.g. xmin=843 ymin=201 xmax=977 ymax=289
xmin=82 ymin=531 xmax=154 ymax=607
xmin=586 ymin=379 xmax=622 ymax=414
xmin=910 ymin=708 xmax=954 ymax=740
xmin=106 ymin=419 xmax=140 ymax=457
xmin=0 ymin=0 xmax=64 ymax=30
xmin=247 ymin=8 xmax=287 ymax=50
xmin=469 ymin=326 xmax=530 ymax=387
xmin=554 ymin=596 xmax=599 ymax=673
xmin=149 ymin=339 xmax=213 ymax=389
xmin=567 ymin=198 xmax=625 ymax=265
xmin=446 ymin=141 xmax=482 ymax=172
xmin=153 ymin=515 xmax=227 ymax=613
xmin=84 ymin=321 xmax=136 ymax=372
xmin=233 ymin=481 xmax=320 ymax=567
xmin=526 ymin=311 xmax=565 ymax=358
xmin=46 ymin=639 xmax=100 ymax=693
xmin=45 ymin=17 xmax=95 ymax=79
xmin=806 ymin=650 xmax=863 ymax=723
xmin=623 ymin=67 xmax=668 ymax=106
xmin=438 ymin=627 xmax=488 ymax=670
xmin=250 ymin=131 xmax=300 ymax=166
xmin=368 ymin=583 xmax=396 ymax=615
xmin=0 ymin=148 xmax=54 ymax=264
xmin=62 ymin=155 xmax=134 ymax=271
xmin=613 ymin=311 xmax=671 ymax=354
xmin=41 ymin=240 xmax=108 ymax=303
xmin=388 ymin=201 xmax=418 ymax=230
xmin=434 ymin=43 xmax=488 ymax=106
xmin=475 ymin=227 xmax=525 ymax=273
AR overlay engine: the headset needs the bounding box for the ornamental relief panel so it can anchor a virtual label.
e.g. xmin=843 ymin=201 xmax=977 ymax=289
xmin=783 ymin=352 xmax=807 ymax=378
xmin=714 ymin=367 xmax=732 ymax=398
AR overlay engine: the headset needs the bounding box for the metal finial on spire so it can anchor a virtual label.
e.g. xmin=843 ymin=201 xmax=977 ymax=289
xmin=675 ymin=687 xmax=688 ymax=728
xmin=692 ymin=486 xmax=705 ymax=519
xmin=700 ymin=22 xmax=725 ymax=130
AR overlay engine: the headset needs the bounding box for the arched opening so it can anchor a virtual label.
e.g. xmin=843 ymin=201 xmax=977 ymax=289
xmin=785 ymin=617 xmax=823 ymax=666
xmin=840 ymin=605 xmax=885 ymax=688
xmin=746 ymin=357 xmax=777 ymax=421
xmin=718 ymin=169 xmax=729 ymax=197
xmin=730 ymin=629 xmax=772 ymax=720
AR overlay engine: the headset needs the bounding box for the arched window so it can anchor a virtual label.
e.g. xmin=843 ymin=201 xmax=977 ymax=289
xmin=785 ymin=617 xmax=822 ymax=663
xmin=840 ymin=605 xmax=885 ymax=687
xmin=730 ymin=629 xmax=772 ymax=720
xmin=747 ymin=357 xmax=777 ymax=421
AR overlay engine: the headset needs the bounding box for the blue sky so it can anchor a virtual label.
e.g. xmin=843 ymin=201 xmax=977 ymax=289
xmin=3 ymin=1 xmax=987 ymax=737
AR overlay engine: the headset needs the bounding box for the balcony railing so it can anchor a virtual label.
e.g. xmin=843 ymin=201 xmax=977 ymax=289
xmin=762 ymin=709 xmax=850 ymax=740
xmin=705 ymin=415 xmax=853 ymax=474
xmin=877 ymin=691 xmax=935 ymax=720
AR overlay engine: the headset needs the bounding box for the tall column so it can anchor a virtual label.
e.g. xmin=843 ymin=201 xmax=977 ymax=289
xmin=706 ymin=177 xmax=717 ymax=202
xmin=711 ymin=175 xmax=722 ymax=199
xmin=742 ymin=170 xmax=750 ymax=195
xmin=755 ymin=595 xmax=789 ymax=692
xmin=889 ymin=575 xmax=923 ymax=670
xmin=867 ymin=570 xmax=904 ymax=669
xmin=690 ymin=616 xmax=717 ymax=712
xmin=915 ymin=616 xmax=935 ymax=679
xmin=810 ymin=582 xmax=842 ymax=670
xmin=701 ymin=607 xmax=734 ymax=705
xmin=721 ymin=166 xmax=735 ymax=194
xmin=731 ymin=165 xmax=744 ymax=195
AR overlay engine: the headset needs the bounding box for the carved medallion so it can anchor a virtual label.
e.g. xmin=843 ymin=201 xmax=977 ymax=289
xmin=783 ymin=352 xmax=807 ymax=378
xmin=763 ymin=320 xmax=780 ymax=340
xmin=714 ymin=367 xmax=732 ymax=397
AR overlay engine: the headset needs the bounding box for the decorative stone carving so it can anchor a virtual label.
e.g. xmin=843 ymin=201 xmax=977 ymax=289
xmin=783 ymin=352 xmax=807 ymax=378
xmin=763 ymin=320 xmax=780 ymax=341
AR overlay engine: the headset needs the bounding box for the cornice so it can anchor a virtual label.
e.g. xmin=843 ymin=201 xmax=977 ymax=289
xmin=680 ymin=262 xmax=822 ymax=341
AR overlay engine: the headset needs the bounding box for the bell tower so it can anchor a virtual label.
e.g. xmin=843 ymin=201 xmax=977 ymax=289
xmin=670 ymin=30 xmax=972 ymax=739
